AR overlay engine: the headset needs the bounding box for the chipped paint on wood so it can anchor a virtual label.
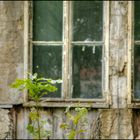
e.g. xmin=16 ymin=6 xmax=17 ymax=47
xmin=0 ymin=1 xmax=138 ymax=139
xmin=109 ymin=1 xmax=128 ymax=108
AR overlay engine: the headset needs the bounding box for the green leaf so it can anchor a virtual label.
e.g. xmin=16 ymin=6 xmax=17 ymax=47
xmin=60 ymin=123 xmax=69 ymax=129
xmin=11 ymin=79 xmax=26 ymax=89
xmin=68 ymin=129 xmax=76 ymax=139
xmin=29 ymin=110 xmax=38 ymax=121
xmin=77 ymin=129 xmax=86 ymax=134
xmin=73 ymin=115 xmax=81 ymax=125
xmin=67 ymin=112 xmax=74 ymax=121
xmin=26 ymin=124 xmax=35 ymax=134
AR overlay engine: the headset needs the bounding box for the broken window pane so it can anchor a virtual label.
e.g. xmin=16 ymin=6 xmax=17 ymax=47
xmin=134 ymin=1 xmax=140 ymax=40
xmin=33 ymin=45 xmax=62 ymax=98
xmin=33 ymin=1 xmax=63 ymax=41
xmin=72 ymin=45 xmax=102 ymax=98
xmin=134 ymin=45 xmax=140 ymax=99
xmin=72 ymin=1 xmax=103 ymax=41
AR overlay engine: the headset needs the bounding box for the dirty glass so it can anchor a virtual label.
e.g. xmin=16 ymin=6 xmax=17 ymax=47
xmin=72 ymin=45 xmax=102 ymax=98
xmin=134 ymin=1 xmax=140 ymax=40
xmin=33 ymin=45 xmax=62 ymax=98
xmin=72 ymin=1 xmax=103 ymax=41
xmin=33 ymin=1 xmax=63 ymax=41
xmin=134 ymin=45 xmax=140 ymax=99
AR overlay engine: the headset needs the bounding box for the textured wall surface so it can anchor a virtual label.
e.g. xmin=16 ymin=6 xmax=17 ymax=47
xmin=0 ymin=109 xmax=12 ymax=139
xmin=0 ymin=1 xmax=24 ymax=104
xmin=109 ymin=1 xmax=128 ymax=108
xmin=100 ymin=109 xmax=133 ymax=139
xmin=0 ymin=1 xmax=139 ymax=139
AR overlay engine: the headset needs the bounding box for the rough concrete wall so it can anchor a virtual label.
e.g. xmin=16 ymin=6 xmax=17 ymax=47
xmin=109 ymin=1 xmax=128 ymax=108
xmin=0 ymin=109 xmax=12 ymax=139
xmin=100 ymin=109 xmax=133 ymax=139
xmin=0 ymin=1 xmax=136 ymax=139
xmin=0 ymin=1 xmax=24 ymax=104
xmin=0 ymin=1 xmax=24 ymax=139
xmin=99 ymin=1 xmax=133 ymax=139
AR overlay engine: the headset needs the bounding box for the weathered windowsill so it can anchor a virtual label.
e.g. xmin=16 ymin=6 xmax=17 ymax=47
xmin=0 ymin=104 xmax=13 ymax=108
xmin=23 ymin=100 xmax=109 ymax=108
xmin=128 ymin=102 xmax=140 ymax=108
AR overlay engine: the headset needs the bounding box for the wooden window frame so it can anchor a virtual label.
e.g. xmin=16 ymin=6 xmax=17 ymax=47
xmin=127 ymin=1 xmax=140 ymax=108
xmin=23 ymin=1 xmax=110 ymax=108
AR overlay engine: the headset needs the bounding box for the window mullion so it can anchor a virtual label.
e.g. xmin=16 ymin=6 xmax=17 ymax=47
xmin=103 ymin=1 xmax=110 ymax=104
xmin=29 ymin=1 xmax=33 ymax=75
xmin=32 ymin=41 xmax=63 ymax=46
xmin=134 ymin=41 xmax=140 ymax=45
xmin=72 ymin=41 xmax=104 ymax=46
xmin=62 ymin=1 xmax=70 ymax=99
xmin=69 ymin=1 xmax=73 ymax=99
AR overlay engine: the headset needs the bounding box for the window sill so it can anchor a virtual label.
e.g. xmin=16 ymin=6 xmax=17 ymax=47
xmin=23 ymin=100 xmax=109 ymax=108
xmin=0 ymin=104 xmax=13 ymax=108
xmin=128 ymin=102 xmax=140 ymax=108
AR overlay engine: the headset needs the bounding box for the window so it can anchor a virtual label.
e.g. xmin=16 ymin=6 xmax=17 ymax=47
xmin=25 ymin=1 xmax=109 ymax=105
xmin=32 ymin=1 xmax=63 ymax=98
xmin=133 ymin=1 xmax=140 ymax=100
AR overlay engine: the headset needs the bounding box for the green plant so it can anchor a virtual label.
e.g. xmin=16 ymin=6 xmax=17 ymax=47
xmin=26 ymin=108 xmax=52 ymax=139
xmin=11 ymin=73 xmax=61 ymax=139
xmin=60 ymin=106 xmax=88 ymax=139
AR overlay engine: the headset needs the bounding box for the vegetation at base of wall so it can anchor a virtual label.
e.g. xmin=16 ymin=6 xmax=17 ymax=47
xmin=11 ymin=73 xmax=61 ymax=139
xmin=60 ymin=106 xmax=88 ymax=139
xmin=11 ymin=73 xmax=89 ymax=139
xmin=26 ymin=107 xmax=52 ymax=139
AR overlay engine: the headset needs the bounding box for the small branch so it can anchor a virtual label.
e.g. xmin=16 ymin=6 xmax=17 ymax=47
xmin=36 ymin=101 xmax=41 ymax=139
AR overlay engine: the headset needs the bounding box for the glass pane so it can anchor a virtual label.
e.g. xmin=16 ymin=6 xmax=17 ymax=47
xmin=73 ymin=1 xmax=103 ymax=41
xmin=33 ymin=1 xmax=63 ymax=41
xmin=134 ymin=45 xmax=140 ymax=99
xmin=72 ymin=45 xmax=102 ymax=98
xmin=134 ymin=1 xmax=140 ymax=40
xmin=33 ymin=45 xmax=62 ymax=98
